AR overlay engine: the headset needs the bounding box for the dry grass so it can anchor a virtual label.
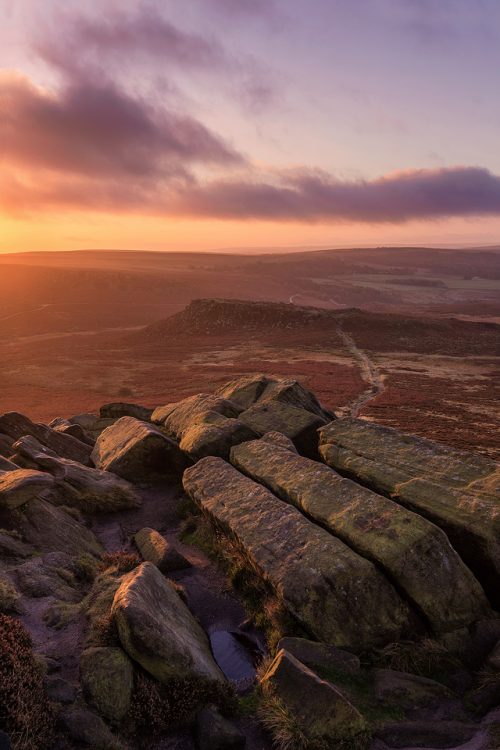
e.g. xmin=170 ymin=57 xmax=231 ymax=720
xmin=0 ymin=578 xmax=21 ymax=614
xmin=371 ymin=638 xmax=461 ymax=679
xmin=0 ymin=614 xmax=55 ymax=750
xmin=99 ymin=550 xmax=141 ymax=575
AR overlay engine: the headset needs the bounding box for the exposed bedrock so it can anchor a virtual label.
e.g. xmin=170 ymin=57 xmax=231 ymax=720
xmin=231 ymin=437 xmax=489 ymax=633
xmin=152 ymin=393 xmax=256 ymax=461
xmin=319 ymin=418 xmax=500 ymax=607
xmin=238 ymin=400 xmax=327 ymax=458
xmin=0 ymin=411 xmax=92 ymax=465
xmin=183 ymin=457 xmax=409 ymax=651
xmin=92 ymin=416 xmax=190 ymax=482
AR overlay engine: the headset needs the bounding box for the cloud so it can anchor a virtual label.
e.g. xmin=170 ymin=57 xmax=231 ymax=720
xmin=35 ymin=7 xmax=226 ymax=82
xmin=0 ymin=71 xmax=242 ymax=182
xmin=170 ymin=166 xmax=500 ymax=223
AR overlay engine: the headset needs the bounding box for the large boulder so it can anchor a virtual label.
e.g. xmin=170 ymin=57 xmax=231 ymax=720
xmin=196 ymin=705 xmax=246 ymax=750
xmin=238 ymin=401 xmax=327 ymax=457
xmin=80 ymin=647 xmax=134 ymax=724
xmin=111 ymin=562 xmax=223 ymax=683
xmin=152 ymin=394 xmax=255 ymax=460
xmin=92 ymin=417 xmax=189 ymax=482
xmin=183 ymin=458 xmax=408 ymax=651
xmin=0 ymin=468 xmax=55 ymax=510
xmin=0 ymin=412 xmax=92 ymax=465
xmin=0 ymin=433 xmax=14 ymax=457
xmin=231 ymin=438 xmax=488 ymax=634
xmin=11 ymin=436 xmax=140 ymax=513
xmin=319 ymin=419 xmax=500 ymax=607
xmin=215 ymin=373 xmax=334 ymax=420
xmin=15 ymin=497 xmax=103 ymax=557
xmin=260 ymin=650 xmax=366 ymax=747
xmin=376 ymin=720 xmax=480 ymax=749
xmin=134 ymin=528 xmax=190 ymax=573
xmin=60 ymin=707 xmax=123 ymax=750
xmin=0 ymin=457 xmax=17 ymax=471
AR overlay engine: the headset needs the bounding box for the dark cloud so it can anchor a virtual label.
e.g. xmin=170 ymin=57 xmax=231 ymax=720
xmin=35 ymin=7 xmax=226 ymax=81
xmin=171 ymin=166 xmax=500 ymax=223
xmin=0 ymin=72 xmax=242 ymax=182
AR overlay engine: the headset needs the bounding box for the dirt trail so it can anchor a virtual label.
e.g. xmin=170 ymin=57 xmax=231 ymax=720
xmin=336 ymin=322 xmax=385 ymax=417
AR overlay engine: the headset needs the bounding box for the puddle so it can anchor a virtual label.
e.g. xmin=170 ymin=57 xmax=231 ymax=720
xmin=209 ymin=630 xmax=260 ymax=691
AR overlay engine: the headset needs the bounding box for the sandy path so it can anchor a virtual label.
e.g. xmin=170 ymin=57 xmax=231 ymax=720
xmin=336 ymin=323 xmax=385 ymax=417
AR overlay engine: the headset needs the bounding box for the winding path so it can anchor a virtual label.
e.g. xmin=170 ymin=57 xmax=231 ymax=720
xmin=336 ymin=322 xmax=385 ymax=417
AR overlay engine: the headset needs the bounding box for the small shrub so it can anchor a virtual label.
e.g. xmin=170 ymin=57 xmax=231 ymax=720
xmin=127 ymin=671 xmax=237 ymax=738
xmin=99 ymin=551 xmax=141 ymax=575
xmin=0 ymin=578 xmax=21 ymax=614
xmin=74 ymin=553 xmax=99 ymax=583
xmin=0 ymin=614 xmax=55 ymax=750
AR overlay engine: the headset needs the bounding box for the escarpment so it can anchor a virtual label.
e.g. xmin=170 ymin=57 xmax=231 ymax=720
xmin=0 ymin=374 xmax=498 ymax=750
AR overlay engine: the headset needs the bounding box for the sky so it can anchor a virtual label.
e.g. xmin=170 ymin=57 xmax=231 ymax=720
xmin=1 ymin=0 xmax=500 ymax=253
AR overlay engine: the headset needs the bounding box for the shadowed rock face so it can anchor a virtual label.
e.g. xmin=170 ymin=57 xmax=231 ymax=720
xmin=260 ymin=650 xmax=366 ymax=745
xmin=183 ymin=457 xmax=409 ymax=651
xmin=134 ymin=527 xmax=190 ymax=573
xmin=92 ymin=416 xmax=190 ymax=482
xmin=152 ymin=394 xmax=256 ymax=460
xmin=319 ymin=418 xmax=500 ymax=607
xmin=17 ymin=497 xmax=103 ymax=557
xmin=231 ymin=438 xmax=489 ymax=633
xmin=112 ymin=562 xmax=224 ymax=683
xmin=0 ymin=412 xmax=92 ymax=465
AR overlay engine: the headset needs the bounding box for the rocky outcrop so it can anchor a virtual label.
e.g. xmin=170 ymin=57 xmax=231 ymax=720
xmin=99 ymin=402 xmax=153 ymax=421
xmin=0 ymin=433 xmax=14 ymax=457
xmin=0 ymin=468 xmax=55 ymax=509
xmin=60 ymin=707 xmax=123 ymax=750
xmin=80 ymin=647 xmax=134 ymax=724
xmin=238 ymin=401 xmax=327 ymax=457
xmin=215 ymin=372 xmax=334 ymax=420
xmin=134 ymin=528 xmax=190 ymax=573
xmin=112 ymin=562 xmax=223 ymax=683
xmin=319 ymin=418 xmax=500 ymax=606
xmin=15 ymin=552 xmax=83 ymax=601
xmin=260 ymin=650 xmax=366 ymax=747
xmin=195 ymin=706 xmax=246 ymax=750
xmin=152 ymin=394 xmax=256 ymax=461
xmin=183 ymin=457 xmax=408 ymax=650
xmin=92 ymin=417 xmax=189 ymax=482
xmin=0 ymin=412 xmax=92 ymax=465
xmin=231 ymin=438 xmax=488 ymax=633
xmin=11 ymin=436 xmax=140 ymax=513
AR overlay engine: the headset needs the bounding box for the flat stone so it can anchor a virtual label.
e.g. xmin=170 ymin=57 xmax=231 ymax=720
xmin=112 ymin=562 xmax=224 ymax=683
xmin=231 ymin=438 xmax=488 ymax=633
xmin=319 ymin=418 xmax=500 ymax=607
xmin=92 ymin=417 xmax=190 ymax=482
xmin=183 ymin=457 xmax=408 ymax=651
xmin=99 ymin=402 xmax=153 ymax=421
